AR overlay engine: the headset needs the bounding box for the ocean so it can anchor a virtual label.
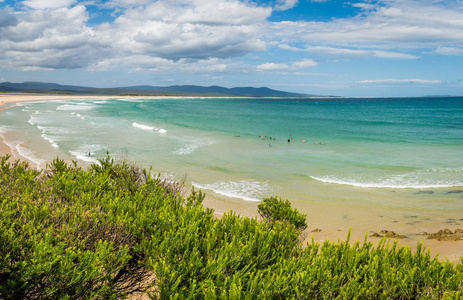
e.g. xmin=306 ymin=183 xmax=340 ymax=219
xmin=1 ymin=96 xmax=462 ymax=237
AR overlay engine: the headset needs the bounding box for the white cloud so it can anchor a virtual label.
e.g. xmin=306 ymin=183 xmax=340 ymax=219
xmin=434 ymin=46 xmax=463 ymax=56
xmin=274 ymin=0 xmax=299 ymax=11
xmin=256 ymin=59 xmax=317 ymax=71
xmin=1 ymin=0 xmax=463 ymax=79
xmin=358 ymin=79 xmax=441 ymax=84
xmin=280 ymin=45 xmax=418 ymax=59
xmin=22 ymin=0 xmax=76 ymax=9
xmin=104 ymin=0 xmax=152 ymax=8
xmin=0 ymin=0 xmax=271 ymax=72
xmin=100 ymin=0 xmax=270 ymax=61
xmin=268 ymin=0 xmax=463 ymax=48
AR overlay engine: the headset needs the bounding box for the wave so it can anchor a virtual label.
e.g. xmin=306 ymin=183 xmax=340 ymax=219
xmin=311 ymin=168 xmax=463 ymax=189
xmin=27 ymin=111 xmax=42 ymax=126
xmin=71 ymin=112 xmax=85 ymax=120
xmin=173 ymin=139 xmax=214 ymax=155
xmin=40 ymin=134 xmax=59 ymax=148
xmin=132 ymin=122 xmax=167 ymax=133
xmin=69 ymin=144 xmax=103 ymax=164
xmin=115 ymin=98 xmax=145 ymax=103
xmin=132 ymin=122 xmax=155 ymax=131
xmin=192 ymin=180 xmax=274 ymax=202
xmin=57 ymin=103 xmax=96 ymax=111
xmin=4 ymin=141 xmax=46 ymax=168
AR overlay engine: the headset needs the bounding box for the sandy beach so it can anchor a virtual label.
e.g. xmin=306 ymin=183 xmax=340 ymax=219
xmin=0 ymin=93 xmax=121 ymax=108
xmin=0 ymin=93 xmax=118 ymax=159
xmin=1 ymin=93 xmax=462 ymax=263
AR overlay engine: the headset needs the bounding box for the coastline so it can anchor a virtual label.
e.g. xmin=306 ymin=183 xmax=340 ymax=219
xmin=1 ymin=93 xmax=462 ymax=263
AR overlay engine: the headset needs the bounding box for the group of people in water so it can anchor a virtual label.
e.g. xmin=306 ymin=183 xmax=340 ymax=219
xmin=254 ymin=134 xmax=326 ymax=147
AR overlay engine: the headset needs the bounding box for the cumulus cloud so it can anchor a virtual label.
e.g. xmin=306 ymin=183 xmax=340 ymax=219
xmin=0 ymin=5 xmax=103 ymax=70
xmin=269 ymin=0 xmax=463 ymax=48
xmin=1 ymin=0 xmax=463 ymax=77
xmin=1 ymin=0 xmax=272 ymax=72
xmin=0 ymin=7 xmax=18 ymax=27
xmin=22 ymin=0 xmax=76 ymax=9
xmin=274 ymin=0 xmax=299 ymax=11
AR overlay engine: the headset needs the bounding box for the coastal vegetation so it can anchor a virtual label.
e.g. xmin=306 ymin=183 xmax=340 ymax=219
xmin=1 ymin=155 xmax=462 ymax=299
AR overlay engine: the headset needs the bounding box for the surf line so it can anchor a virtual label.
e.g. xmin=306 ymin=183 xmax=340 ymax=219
xmin=132 ymin=122 xmax=167 ymax=133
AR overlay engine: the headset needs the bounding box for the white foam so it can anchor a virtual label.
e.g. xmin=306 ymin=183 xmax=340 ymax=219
xmin=174 ymin=144 xmax=199 ymax=155
xmin=132 ymin=122 xmax=167 ymax=133
xmin=27 ymin=111 xmax=43 ymax=125
xmin=41 ymin=134 xmax=59 ymax=148
xmin=69 ymin=144 xmax=103 ymax=164
xmin=311 ymin=168 xmax=463 ymax=189
xmin=57 ymin=103 xmax=96 ymax=111
xmin=192 ymin=180 xmax=274 ymax=202
xmin=173 ymin=139 xmax=214 ymax=155
xmin=132 ymin=122 xmax=155 ymax=131
xmin=15 ymin=143 xmax=46 ymax=167
xmin=115 ymin=98 xmax=146 ymax=103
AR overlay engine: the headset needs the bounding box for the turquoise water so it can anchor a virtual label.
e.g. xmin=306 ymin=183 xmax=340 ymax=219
xmin=1 ymin=97 xmax=462 ymax=210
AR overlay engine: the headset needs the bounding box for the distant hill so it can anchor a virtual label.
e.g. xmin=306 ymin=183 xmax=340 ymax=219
xmin=0 ymin=81 xmax=324 ymax=97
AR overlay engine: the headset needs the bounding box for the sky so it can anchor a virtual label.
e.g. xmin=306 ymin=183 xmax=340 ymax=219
xmin=1 ymin=0 xmax=463 ymax=97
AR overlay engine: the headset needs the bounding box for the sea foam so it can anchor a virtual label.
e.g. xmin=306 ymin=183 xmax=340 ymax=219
xmin=311 ymin=168 xmax=463 ymax=189
xmin=132 ymin=122 xmax=155 ymax=131
xmin=173 ymin=139 xmax=214 ymax=155
xmin=57 ymin=103 xmax=96 ymax=111
xmin=132 ymin=122 xmax=167 ymax=133
xmin=69 ymin=144 xmax=103 ymax=164
xmin=192 ymin=180 xmax=274 ymax=202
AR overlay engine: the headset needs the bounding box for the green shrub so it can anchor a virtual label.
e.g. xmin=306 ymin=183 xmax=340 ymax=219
xmin=258 ymin=196 xmax=307 ymax=231
xmin=1 ymin=155 xmax=462 ymax=299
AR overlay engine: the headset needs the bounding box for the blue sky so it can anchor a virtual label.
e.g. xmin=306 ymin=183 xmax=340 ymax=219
xmin=0 ymin=0 xmax=462 ymax=97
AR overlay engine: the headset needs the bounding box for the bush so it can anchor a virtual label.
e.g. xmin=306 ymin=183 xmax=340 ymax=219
xmin=1 ymin=155 xmax=462 ymax=299
xmin=258 ymin=196 xmax=307 ymax=231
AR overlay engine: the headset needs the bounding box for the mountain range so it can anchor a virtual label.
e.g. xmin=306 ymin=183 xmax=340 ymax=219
xmin=0 ymin=81 xmax=325 ymax=98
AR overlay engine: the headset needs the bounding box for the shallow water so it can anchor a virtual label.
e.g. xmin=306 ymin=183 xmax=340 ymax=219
xmin=1 ymin=96 xmax=462 ymax=235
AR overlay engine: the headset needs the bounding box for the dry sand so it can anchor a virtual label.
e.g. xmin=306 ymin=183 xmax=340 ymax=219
xmin=1 ymin=93 xmax=462 ymax=263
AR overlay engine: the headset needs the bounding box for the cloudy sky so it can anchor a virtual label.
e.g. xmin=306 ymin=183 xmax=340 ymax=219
xmin=1 ymin=0 xmax=462 ymax=97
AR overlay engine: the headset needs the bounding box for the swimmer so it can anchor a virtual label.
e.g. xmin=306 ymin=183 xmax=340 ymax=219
xmin=302 ymin=140 xmax=306 ymax=143
xmin=288 ymin=138 xmax=291 ymax=143
xmin=314 ymin=141 xmax=317 ymax=145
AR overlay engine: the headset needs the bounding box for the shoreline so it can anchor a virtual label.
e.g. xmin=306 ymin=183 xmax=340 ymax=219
xmin=1 ymin=93 xmax=462 ymax=263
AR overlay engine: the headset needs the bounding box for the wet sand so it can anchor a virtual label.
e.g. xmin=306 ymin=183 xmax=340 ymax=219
xmin=1 ymin=93 xmax=462 ymax=263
